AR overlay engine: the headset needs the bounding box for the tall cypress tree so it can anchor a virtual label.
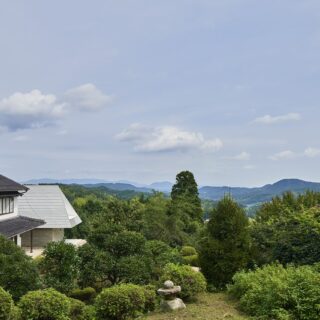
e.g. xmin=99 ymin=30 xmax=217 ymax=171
xmin=171 ymin=171 xmax=203 ymax=221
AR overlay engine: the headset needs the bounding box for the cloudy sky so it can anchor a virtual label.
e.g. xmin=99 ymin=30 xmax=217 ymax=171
xmin=1 ymin=0 xmax=320 ymax=187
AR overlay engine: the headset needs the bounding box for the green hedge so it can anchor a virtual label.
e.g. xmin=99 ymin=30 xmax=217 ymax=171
xmin=228 ymin=263 xmax=320 ymax=320
xmin=69 ymin=287 xmax=96 ymax=303
xmin=160 ymin=263 xmax=206 ymax=300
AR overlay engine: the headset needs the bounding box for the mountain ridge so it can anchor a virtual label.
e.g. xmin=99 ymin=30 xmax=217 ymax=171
xmin=24 ymin=178 xmax=320 ymax=206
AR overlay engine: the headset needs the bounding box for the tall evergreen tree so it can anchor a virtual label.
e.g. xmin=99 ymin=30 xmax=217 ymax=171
xmin=199 ymin=196 xmax=251 ymax=288
xmin=171 ymin=171 xmax=203 ymax=221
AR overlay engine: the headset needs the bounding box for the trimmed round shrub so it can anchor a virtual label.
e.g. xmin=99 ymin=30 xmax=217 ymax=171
xmin=69 ymin=298 xmax=95 ymax=320
xmin=95 ymin=284 xmax=146 ymax=320
xmin=0 ymin=287 xmax=14 ymax=320
xmin=69 ymin=287 xmax=96 ymax=303
xmin=160 ymin=263 xmax=207 ymax=300
xmin=181 ymin=246 xmax=199 ymax=267
xmin=18 ymin=288 xmax=71 ymax=320
xmin=181 ymin=246 xmax=197 ymax=257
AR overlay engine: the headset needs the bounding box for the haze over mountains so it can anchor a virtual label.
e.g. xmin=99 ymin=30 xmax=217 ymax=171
xmin=25 ymin=178 xmax=320 ymax=206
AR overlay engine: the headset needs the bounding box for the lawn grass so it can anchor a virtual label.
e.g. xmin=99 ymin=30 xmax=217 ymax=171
xmin=144 ymin=292 xmax=249 ymax=320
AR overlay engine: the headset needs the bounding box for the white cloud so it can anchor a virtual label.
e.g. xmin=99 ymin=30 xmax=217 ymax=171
xmin=244 ymin=164 xmax=255 ymax=170
xmin=304 ymin=147 xmax=320 ymax=158
xmin=13 ymin=135 xmax=29 ymax=142
xmin=0 ymin=84 xmax=113 ymax=130
xmin=116 ymin=124 xmax=223 ymax=153
xmin=65 ymin=83 xmax=113 ymax=111
xmin=0 ymin=90 xmax=66 ymax=130
xmin=225 ymin=151 xmax=251 ymax=161
xmin=269 ymin=150 xmax=296 ymax=161
xmin=254 ymin=113 xmax=301 ymax=124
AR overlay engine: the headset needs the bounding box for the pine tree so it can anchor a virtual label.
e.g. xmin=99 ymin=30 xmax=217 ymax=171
xmin=199 ymin=196 xmax=251 ymax=288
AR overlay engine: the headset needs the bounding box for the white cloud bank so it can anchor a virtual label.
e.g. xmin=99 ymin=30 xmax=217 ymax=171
xmin=225 ymin=151 xmax=251 ymax=161
xmin=0 ymin=84 xmax=112 ymax=130
xmin=254 ymin=113 xmax=301 ymax=124
xmin=116 ymin=123 xmax=223 ymax=153
xmin=269 ymin=150 xmax=296 ymax=161
xmin=270 ymin=147 xmax=320 ymax=161
xmin=65 ymin=83 xmax=113 ymax=111
xmin=304 ymin=147 xmax=320 ymax=158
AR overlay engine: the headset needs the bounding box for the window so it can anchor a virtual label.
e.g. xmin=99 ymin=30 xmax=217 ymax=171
xmin=0 ymin=197 xmax=14 ymax=215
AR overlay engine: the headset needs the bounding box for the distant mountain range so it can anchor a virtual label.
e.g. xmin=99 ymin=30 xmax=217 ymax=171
xmin=24 ymin=178 xmax=320 ymax=206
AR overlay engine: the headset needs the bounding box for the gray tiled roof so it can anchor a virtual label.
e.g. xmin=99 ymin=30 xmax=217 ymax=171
xmin=18 ymin=185 xmax=82 ymax=229
xmin=0 ymin=216 xmax=45 ymax=238
xmin=0 ymin=174 xmax=28 ymax=193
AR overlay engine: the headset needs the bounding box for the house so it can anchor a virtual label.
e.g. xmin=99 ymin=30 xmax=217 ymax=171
xmin=18 ymin=185 xmax=82 ymax=251
xmin=0 ymin=174 xmax=83 ymax=256
xmin=0 ymin=174 xmax=45 ymax=247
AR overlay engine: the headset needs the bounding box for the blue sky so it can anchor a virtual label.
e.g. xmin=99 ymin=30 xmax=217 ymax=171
xmin=0 ymin=0 xmax=320 ymax=186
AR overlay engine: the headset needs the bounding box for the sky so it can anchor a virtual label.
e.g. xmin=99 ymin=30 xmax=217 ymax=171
xmin=1 ymin=0 xmax=320 ymax=187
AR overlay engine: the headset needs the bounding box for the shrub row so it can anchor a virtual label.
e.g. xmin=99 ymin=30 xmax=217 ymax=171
xmin=228 ymin=263 xmax=320 ymax=320
xmin=0 ymin=263 xmax=206 ymax=320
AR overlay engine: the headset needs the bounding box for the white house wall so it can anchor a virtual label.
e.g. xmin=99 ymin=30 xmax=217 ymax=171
xmin=21 ymin=228 xmax=64 ymax=248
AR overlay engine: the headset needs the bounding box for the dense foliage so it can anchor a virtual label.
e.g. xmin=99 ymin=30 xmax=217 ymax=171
xmin=40 ymin=241 xmax=80 ymax=293
xmin=4 ymin=170 xmax=320 ymax=319
xmin=0 ymin=287 xmax=14 ymax=320
xmin=0 ymin=236 xmax=40 ymax=300
xmin=228 ymin=263 xmax=320 ymax=320
xmin=199 ymin=196 xmax=251 ymax=288
xmin=251 ymin=191 xmax=320 ymax=265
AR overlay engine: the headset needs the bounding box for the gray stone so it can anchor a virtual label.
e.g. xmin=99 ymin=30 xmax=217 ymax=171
xmin=164 ymin=280 xmax=174 ymax=289
xmin=160 ymin=298 xmax=186 ymax=311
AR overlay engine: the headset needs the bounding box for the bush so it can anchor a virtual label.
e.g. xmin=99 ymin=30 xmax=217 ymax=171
xmin=69 ymin=287 xmax=96 ymax=303
xmin=69 ymin=298 xmax=95 ymax=320
xmin=40 ymin=241 xmax=80 ymax=293
xmin=0 ymin=287 xmax=14 ymax=320
xmin=181 ymin=246 xmax=199 ymax=267
xmin=18 ymin=288 xmax=71 ymax=320
xmin=228 ymin=263 xmax=320 ymax=320
xmin=181 ymin=246 xmax=197 ymax=256
xmin=0 ymin=236 xmax=41 ymax=300
xmin=95 ymin=283 xmax=146 ymax=320
xmin=142 ymin=285 xmax=157 ymax=312
xmin=160 ymin=263 xmax=206 ymax=300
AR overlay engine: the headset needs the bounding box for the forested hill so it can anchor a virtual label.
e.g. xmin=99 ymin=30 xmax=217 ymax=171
xmin=26 ymin=178 xmax=320 ymax=206
xmin=199 ymin=179 xmax=320 ymax=205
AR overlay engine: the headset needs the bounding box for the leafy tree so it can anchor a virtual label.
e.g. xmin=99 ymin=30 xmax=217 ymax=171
xmin=251 ymin=192 xmax=320 ymax=265
xmin=199 ymin=196 xmax=251 ymax=288
xmin=0 ymin=236 xmax=41 ymax=300
xmin=78 ymin=244 xmax=114 ymax=289
xmin=40 ymin=241 xmax=80 ymax=293
xmin=145 ymin=240 xmax=182 ymax=280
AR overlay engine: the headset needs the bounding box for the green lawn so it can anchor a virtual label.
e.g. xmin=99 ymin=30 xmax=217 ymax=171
xmin=144 ymin=292 xmax=249 ymax=320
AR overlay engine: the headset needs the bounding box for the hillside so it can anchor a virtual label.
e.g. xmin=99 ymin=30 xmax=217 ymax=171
xmin=26 ymin=178 xmax=320 ymax=206
xmin=199 ymin=179 xmax=320 ymax=205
